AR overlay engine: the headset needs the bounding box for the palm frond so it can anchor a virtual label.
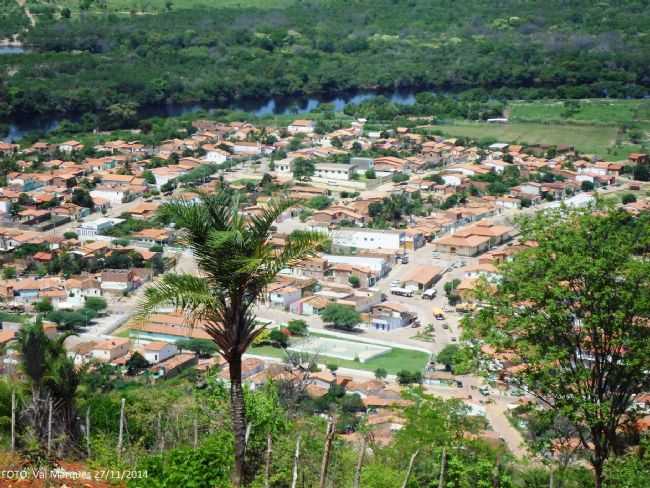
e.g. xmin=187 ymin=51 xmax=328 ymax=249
xmin=264 ymin=230 xmax=327 ymax=278
xmin=247 ymin=198 xmax=296 ymax=241
xmin=135 ymin=273 xmax=215 ymax=323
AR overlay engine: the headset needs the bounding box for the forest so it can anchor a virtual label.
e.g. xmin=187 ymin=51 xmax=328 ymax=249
xmin=1 ymin=0 xmax=650 ymax=130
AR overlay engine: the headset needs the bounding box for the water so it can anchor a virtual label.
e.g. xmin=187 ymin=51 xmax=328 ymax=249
xmin=0 ymin=46 xmax=25 ymax=54
xmin=5 ymin=89 xmax=420 ymax=142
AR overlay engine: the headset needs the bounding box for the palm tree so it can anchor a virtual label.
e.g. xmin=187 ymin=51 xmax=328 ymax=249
xmin=137 ymin=191 xmax=324 ymax=486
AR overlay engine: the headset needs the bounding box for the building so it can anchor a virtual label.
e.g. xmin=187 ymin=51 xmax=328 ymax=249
xmin=401 ymin=266 xmax=443 ymax=291
xmin=141 ymin=341 xmax=178 ymax=364
xmin=332 ymin=229 xmax=403 ymax=251
xmin=323 ymin=254 xmax=391 ymax=277
xmin=314 ymin=163 xmax=356 ymax=181
xmin=371 ymin=302 xmax=416 ymax=331
xmin=287 ymin=119 xmax=315 ymax=135
xmin=77 ymin=218 xmax=124 ymax=240
xmin=91 ymin=338 xmax=130 ymax=363
xmin=101 ymin=270 xmax=136 ymax=293
xmin=433 ymin=234 xmax=491 ymax=256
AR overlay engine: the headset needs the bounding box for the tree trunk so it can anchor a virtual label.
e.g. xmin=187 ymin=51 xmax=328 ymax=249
xmin=437 ymin=448 xmax=446 ymax=488
xmin=353 ymin=436 xmax=367 ymax=488
xmin=291 ymin=435 xmax=301 ymax=488
xmin=264 ymin=433 xmax=272 ymax=488
xmin=319 ymin=415 xmax=336 ymax=488
xmin=593 ymin=461 xmax=603 ymax=488
xmin=230 ymin=355 xmax=247 ymax=488
xmin=401 ymin=449 xmax=419 ymax=488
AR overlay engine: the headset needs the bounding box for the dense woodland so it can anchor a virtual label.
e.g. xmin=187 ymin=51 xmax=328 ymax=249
xmin=1 ymin=0 xmax=650 ymax=130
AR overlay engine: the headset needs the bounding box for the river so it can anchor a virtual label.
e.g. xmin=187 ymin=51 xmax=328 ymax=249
xmin=5 ymin=89 xmax=418 ymax=141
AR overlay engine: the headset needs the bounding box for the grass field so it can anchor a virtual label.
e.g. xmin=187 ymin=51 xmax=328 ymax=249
xmin=509 ymin=99 xmax=650 ymax=125
xmin=435 ymin=121 xmax=642 ymax=160
xmin=250 ymin=344 xmax=430 ymax=375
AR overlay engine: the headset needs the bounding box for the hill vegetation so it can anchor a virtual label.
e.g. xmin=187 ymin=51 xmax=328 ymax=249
xmin=2 ymin=0 xmax=650 ymax=127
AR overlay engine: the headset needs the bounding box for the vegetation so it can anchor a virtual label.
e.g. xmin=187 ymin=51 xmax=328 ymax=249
xmin=3 ymin=0 xmax=650 ymax=131
xmin=321 ymin=303 xmax=361 ymax=331
xmin=467 ymin=205 xmax=650 ymax=488
xmin=137 ymin=190 xmax=323 ymax=486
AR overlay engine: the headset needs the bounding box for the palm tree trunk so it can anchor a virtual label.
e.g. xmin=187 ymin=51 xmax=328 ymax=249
xmin=230 ymin=355 xmax=247 ymax=487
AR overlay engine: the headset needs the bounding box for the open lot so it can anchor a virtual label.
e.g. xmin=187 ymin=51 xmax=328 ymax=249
xmin=436 ymin=121 xmax=638 ymax=159
xmin=509 ymin=99 xmax=650 ymax=125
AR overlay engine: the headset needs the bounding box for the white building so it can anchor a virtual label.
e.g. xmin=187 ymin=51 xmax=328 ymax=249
xmin=332 ymin=229 xmax=403 ymax=251
xmin=91 ymin=338 xmax=130 ymax=363
xmin=322 ymin=254 xmax=390 ymax=277
xmin=142 ymin=341 xmax=178 ymax=364
xmin=287 ymin=119 xmax=315 ymax=135
xmin=90 ymin=186 xmax=128 ymax=205
xmin=77 ymin=218 xmax=124 ymax=240
xmin=314 ymin=163 xmax=356 ymax=181
xmin=203 ymin=146 xmax=230 ymax=164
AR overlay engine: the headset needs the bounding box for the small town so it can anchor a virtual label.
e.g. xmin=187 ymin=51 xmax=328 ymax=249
xmin=1 ymin=109 xmax=649 ymax=486
xmin=2 ymin=0 xmax=650 ymax=486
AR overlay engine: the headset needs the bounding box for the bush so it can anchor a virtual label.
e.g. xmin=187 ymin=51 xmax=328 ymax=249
xmin=581 ymin=180 xmax=595 ymax=192
xmin=391 ymin=172 xmax=409 ymax=183
xmin=621 ymin=193 xmax=637 ymax=204
xmin=348 ymin=275 xmax=360 ymax=288
xmin=327 ymin=363 xmax=339 ymax=373
xmin=287 ymin=319 xmax=308 ymax=336
xmin=269 ymin=328 xmax=288 ymax=348
xmin=396 ymin=370 xmax=422 ymax=385
xmin=63 ymin=231 xmax=78 ymax=240
xmin=374 ymin=368 xmax=387 ymax=380
xmin=84 ymin=296 xmax=107 ymax=312
xmin=176 ymin=338 xmax=218 ymax=357
xmin=365 ymin=169 xmax=376 ymax=179
xmin=321 ymin=304 xmax=361 ymax=331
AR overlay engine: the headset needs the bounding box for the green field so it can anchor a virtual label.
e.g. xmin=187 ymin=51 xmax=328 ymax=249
xmin=436 ymin=121 xmax=642 ymax=160
xmin=250 ymin=343 xmax=430 ymax=375
xmin=509 ymin=99 xmax=650 ymax=125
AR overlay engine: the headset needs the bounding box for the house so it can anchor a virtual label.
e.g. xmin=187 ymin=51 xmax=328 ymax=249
xmin=289 ymin=295 xmax=331 ymax=316
xmin=63 ymin=277 xmax=102 ymax=308
xmin=151 ymin=166 xmax=187 ymax=190
xmin=373 ymin=156 xmax=407 ymax=174
xmin=371 ymin=302 xmax=416 ymax=331
xmin=202 ymin=144 xmax=230 ymax=164
xmin=101 ymin=270 xmax=136 ymax=293
xmin=59 ymin=140 xmax=84 ymax=153
xmin=453 ymin=221 xmax=513 ymax=247
xmin=433 ymin=234 xmax=491 ymax=256
xmin=401 ymin=266 xmax=443 ymax=291
xmin=220 ymin=358 xmax=266 ymax=381
xmin=629 ymin=153 xmax=649 ymax=165
xmin=268 ymin=285 xmax=301 ymax=309
xmin=91 ymin=338 xmax=130 ymax=363
xmin=314 ymin=163 xmax=356 ymax=181
xmin=323 ymin=254 xmax=391 ymax=277
xmin=330 ymin=263 xmax=377 ymax=288
xmin=332 ymin=229 xmax=403 ymax=251
xmin=150 ymin=353 xmax=197 ymax=378
xmin=141 ymin=341 xmax=178 ymax=364
xmin=76 ymin=218 xmax=123 ymax=240
xmin=131 ymin=228 xmax=171 ymax=246
xmin=287 ymin=119 xmax=315 ymax=135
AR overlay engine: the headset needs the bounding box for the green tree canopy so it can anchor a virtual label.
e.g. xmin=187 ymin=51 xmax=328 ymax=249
xmin=321 ymin=304 xmax=361 ymax=331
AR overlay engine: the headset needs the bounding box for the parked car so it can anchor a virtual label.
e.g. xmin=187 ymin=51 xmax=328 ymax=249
xmin=422 ymin=288 xmax=437 ymax=300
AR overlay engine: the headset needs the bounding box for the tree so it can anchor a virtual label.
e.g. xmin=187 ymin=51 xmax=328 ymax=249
xmin=326 ymin=363 xmax=339 ymax=373
xmin=14 ymin=320 xmax=81 ymax=455
xmin=444 ymin=279 xmax=461 ymax=304
xmin=63 ymin=231 xmax=78 ymax=240
xmin=3 ymin=267 xmax=16 ymax=279
xmin=84 ymin=296 xmax=107 ymax=312
xmin=365 ymin=169 xmax=376 ymax=179
xmin=467 ymin=205 xmax=650 ymax=488
xmin=348 ymin=275 xmax=360 ymax=288
xmin=142 ymin=170 xmax=156 ymax=185
xmin=391 ymin=172 xmax=409 ymax=183
xmin=137 ymin=191 xmax=323 ymax=486
xmin=34 ymin=298 xmax=54 ymax=313
xmin=621 ymin=193 xmax=637 ymax=204
xmin=126 ymin=352 xmax=150 ymax=375
xmin=580 ymin=180 xmax=595 ymax=192
xmin=374 ymin=368 xmax=387 ymax=380
xmin=176 ymin=338 xmax=219 ymax=357
xmin=436 ymin=344 xmax=460 ymax=371
xmin=396 ymin=370 xmax=422 ymax=386
xmin=307 ymin=195 xmax=331 ymax=210
xmin=71 ymin=188 xmax=94 ymax=208
xmin=269 ymin=328 xmax=288 ymax=348
xmin=287 ymin=319 xmax=308 ymax=336
xmin=321 ymin=304 xmax=361 ymax=331
xmin=292 ymin=158 xmax=315 ymax=181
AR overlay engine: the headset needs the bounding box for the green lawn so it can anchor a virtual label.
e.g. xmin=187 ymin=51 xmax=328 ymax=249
xmin=0 ymin=311 xmax=30 ymax=324
xmin=509 ymin=99 xmax=650 ymax=125
xmin=435 ymin=121 xmax=641 ymax=160
xmin=249 ymin=343 xmax=430 ymax=375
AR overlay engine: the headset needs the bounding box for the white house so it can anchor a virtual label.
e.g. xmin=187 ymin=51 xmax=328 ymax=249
xmin=91 ymin=338 xmax=130 ymax=363
xmin=101 ymin=270 xmax=136 ymax=293
xmin=314 ymin=163 xmax=356 ymax=181
xmin=269 ymin=286 xmax=301 ymax=309
xmin=441 ymin=174 xmax=463 ymax=187
xmin=287 ymin=119 xmax=315 ymax=135
xmin=141 ymin=341 xmax=178 ymax=364
xmin=332 ymin=228 xmax=403 ymax=251
xmin=77 ymin=218 xmax=124 ymax=240
xmin=151 ymin=166 xmax=187 ymax=190
xmin=231 ymin=141 xmax=262 ymax=155
xmin=62 ymin=277 xmax=102 ymax=308
xmin=203 ymin=145 xmax=230 ymax=164
xmin=90 ymin=186 xmax=129 ymax=205
xmin=322 ymin=254 xmax=390 ymax=277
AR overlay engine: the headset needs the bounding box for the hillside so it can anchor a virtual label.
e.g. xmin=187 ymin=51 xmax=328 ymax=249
xmin=1 ymin=0 xmax=650 ymax=128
